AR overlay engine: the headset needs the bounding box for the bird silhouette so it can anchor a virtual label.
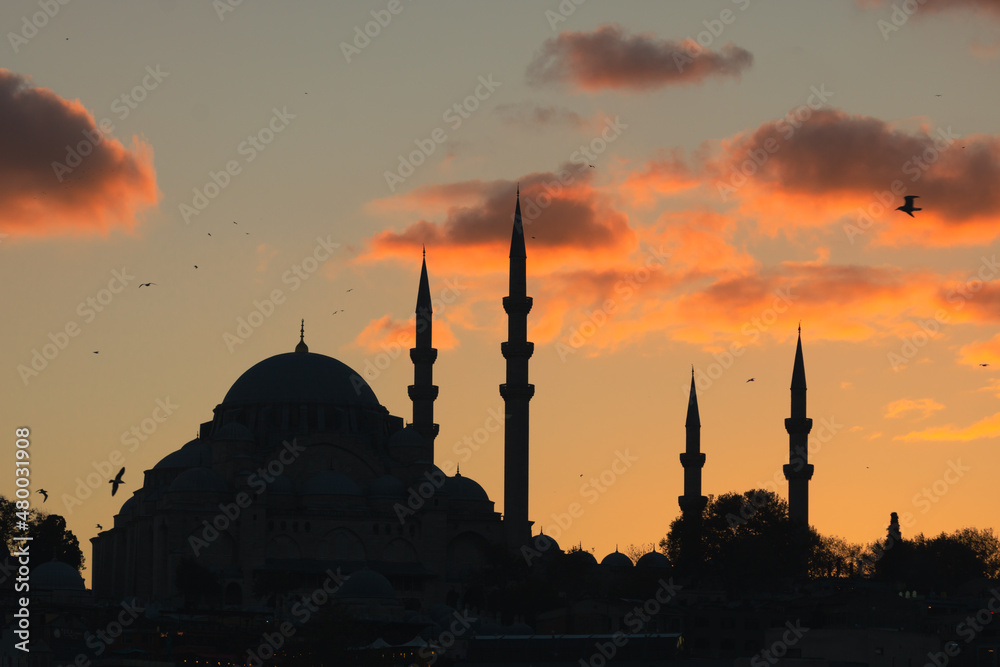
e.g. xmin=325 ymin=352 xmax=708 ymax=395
xmin=346 ymin=288 xmax=353 ymax=292
xmin=747 ymin=378 xmax=755 ymax=382
xmin=896 ymin=195 xmax=921 ymax=217
xmin=207 ymin=233 xmax=211 ymax=236
xmin=109 ymin=467 xmax=125 ymax=496
xmin=37 ymin=489 xmax=48 ymax=502
xmin=139 ymin=282 xmax=156 ymax=288
xmin=194 ymin=265 xmax=198 ymax=269
xmin=96 ymin=524 xmax=103 ymax=530
xmin=589 ymin=164 xmax=595 ymax=168
xmin=93 ymin=351 xmax=99 ymax=354
xmin=980 ymin=363 xmax=990 ymax=367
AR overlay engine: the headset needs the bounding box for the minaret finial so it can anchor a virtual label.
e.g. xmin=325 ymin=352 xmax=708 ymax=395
xmin=295 ymin=319 xmax=308 ymax=353
xmin=423 ymin=244 xmax=426 ymax=260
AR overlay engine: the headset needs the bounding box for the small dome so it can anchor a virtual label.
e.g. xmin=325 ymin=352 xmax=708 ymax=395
xmin=153 ymin=438 xmax=211 ymax=470
xmin=167 ymin=467 xmax=229 ymax=494
xmin=213 ymin=422 xmax=255 ymax=442
xmin=444 ymin=473 xmax=489 ymax=502
xmin=301 ymin=471 xmax=362 ymax=496
xmin=387 ymin=425 xmax=426 ymax=449
xmin=531 ymin=532 xmax=561 ymax=554
xmin=368 ymin=475 xmax=406 ymax=498
xmin=222 ymin=352 xmax=381 ymax=408
xmin=566 ymin=549 xmax=599 ymax=567
xmin=335 ymin=569 xmax=396 ymax=600
xmin=636 ymin=551 xmax=671 ymax=569
xmin=33 ymin=561 xmax=85 ymax=591
xmin=600 ymin=550 xmax=634 ymax=569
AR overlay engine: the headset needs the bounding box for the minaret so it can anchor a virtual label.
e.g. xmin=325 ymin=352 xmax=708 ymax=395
xmin=679 ymin=367 xmax=707 ymax=515
xmin=678 ymin=367 xmax=707 ymax=568
xmin=501 ymin=188 xmax=534 ymax=549
xmin=783 ymin=326 xmax=813 ymax=526
xmin=408 ymin=247 xmax=439 ymax=459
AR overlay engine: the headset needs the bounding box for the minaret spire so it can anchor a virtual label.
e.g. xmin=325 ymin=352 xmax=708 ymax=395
xmin=409 ymin=249 xmax=439 ymax=458
xmin=295 ymin=319 xmax=308 ymax=353
xmin=784 ymin=327 xmax=813 ymax=526
xmin=679 ymin=368 xmax=707 ymax=568
xmin=501 ymin=188 xmax=534 ymax=549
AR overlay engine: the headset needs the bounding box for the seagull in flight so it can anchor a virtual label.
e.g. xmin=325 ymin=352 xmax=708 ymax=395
xmin=37 ymin=489 xmax=48 ymax=502
xmin=980 ymin=363 xmax=990 ymax=367
xmin=93 ymin=351 xmax=99 ymax=354
xmin=109 ymin=467 xmax=125 ymax=496
xmin=746 ymin=378 xmax=755 ymax=382
xmin=96 ymin=524 xmax=103 ymax=530
xmin=139 ymin=282 xmax=156 ymax=288
xmin=896 ymin=195 xmax=921 ymax=217
xmin=346 ymin=288 xmax=353 ymax=293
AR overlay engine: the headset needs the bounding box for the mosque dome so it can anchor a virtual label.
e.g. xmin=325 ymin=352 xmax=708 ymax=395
xmin=33 ymin=561 xmax=85 ymax=591
xmin=600 ymin=550 xmax=634 ymax=569
xmin=153 ymin=438 xmax=210 ymax=470
xmin=212 ymin=422 xmax=255 ymax=442
xmin=566 ymin=549 xmax=599 ymax=567
xmin=444 ymin=472 xmax=489 ymax=501
xmin=222 ymin=351 xmax=380 ymax=408
xmin=636 ymin=551 xmax=671 ymax=569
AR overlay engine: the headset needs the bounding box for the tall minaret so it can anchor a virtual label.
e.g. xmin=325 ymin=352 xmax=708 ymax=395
xmin=678 ymin=367 xmax=708 ymax=567
xmin=783 ymin=326 xmax=813 ymax=526
xmin=501 ymin=189 xmax=534 ymax=548
xmin=679 ymin=367 xmax=707 ymax=515
xmin=408 ymin=247 xmax=439 ymax=459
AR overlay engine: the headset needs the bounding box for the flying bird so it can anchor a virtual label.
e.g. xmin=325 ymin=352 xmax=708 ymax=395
xmin=96 ymin=524 xmax=103 ymax=530
xmin=589 ymin=164 xmax=595 ymax=168
xmin=37 ymin=489 xmax=48 ymax=502
xmin=980 ymin=363 xmax=990 ymax=367
xmin=346 ymin=289 xmax=353 ymax=292
xmin=207 ymin=233 xmax=211 ymax=236
xmin=139 ymin=282 xmax=156 ymax=288
xmin=194 ymin=265 xmax=198 ymax=269
xmin=896 ymin=195 xmax=921 ymax=217
xmin=747 ymin=378 xmax=755 ymax=382
xmin=93 ymin=351 xmax=99 ymax=354
xmin=109 ymin=467 xmax=125 ymax=496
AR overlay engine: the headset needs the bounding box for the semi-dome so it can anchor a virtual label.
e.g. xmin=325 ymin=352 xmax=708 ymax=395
xmin=33 ymin=561 xmax=86 ymax=591
xmin=167 ymin=467 xmax=229 ymax=494
xmin=600 ymin=550 xmax=634 ymax=569
xmin=222 ymin=351 xmax=380 ymax=408
xmin=301 ymin=471 xmax=362 ymax=496
xmin=153 ymin=438 xmax=210 ymax=470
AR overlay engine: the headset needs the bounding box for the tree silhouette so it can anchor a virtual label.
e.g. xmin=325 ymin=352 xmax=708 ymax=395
xmin=0 ymin=496 xmax=84 ymax=573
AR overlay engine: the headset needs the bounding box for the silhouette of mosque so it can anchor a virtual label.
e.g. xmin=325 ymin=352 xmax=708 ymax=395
xmin=90 ymin=192 xmax=814 ymax=612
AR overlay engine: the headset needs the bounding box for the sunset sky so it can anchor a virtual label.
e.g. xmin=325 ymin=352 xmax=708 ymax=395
xmin=3 ymin=1 xmax=1000 ymax=584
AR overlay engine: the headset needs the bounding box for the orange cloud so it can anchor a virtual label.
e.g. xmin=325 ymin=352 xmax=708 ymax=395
xmin=0 ymin=69 xmax=158 ymax=238
xmin=895 ymin=412 xmax=1000 ymax=442
xmin=352 ymin=314 xmax=459 ymax=354
xmin=884 ymin=398 xmax=946 ymax=419
xmin=526 ymin=25 xmax=752 ymax=92
xmin=957 ymin=333 xmax=1000 ymax=367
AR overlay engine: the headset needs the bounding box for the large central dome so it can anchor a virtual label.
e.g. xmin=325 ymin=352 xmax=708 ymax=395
xmin=222 ymin=351 xmax=381 ymax=408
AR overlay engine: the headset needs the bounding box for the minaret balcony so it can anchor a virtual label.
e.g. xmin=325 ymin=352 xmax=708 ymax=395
xmin=499 ymin=383 xmax=535 ymax=400
xmin=784 ymin=417 xmax=813 ymax=434
xmin=679 ymin=452 xmax=706 ymax=468
xmin=501 ymin=341 xmax=534 ymax=359
xmin=409 ymin=348 xmax=438 ymax=364
xmin=408 ymin=384 xmax=439 ymax=401
xmin=502 ymin=296 xmax=533 ymax=314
